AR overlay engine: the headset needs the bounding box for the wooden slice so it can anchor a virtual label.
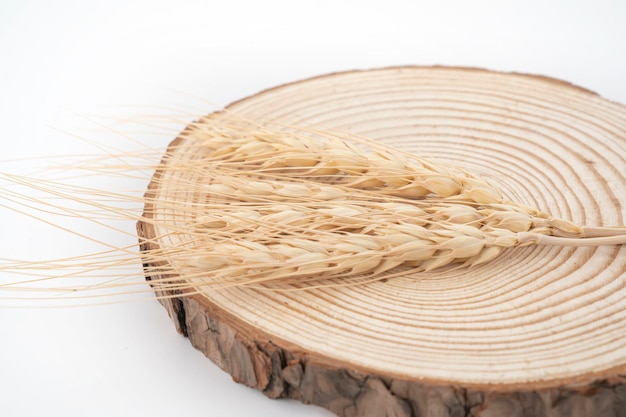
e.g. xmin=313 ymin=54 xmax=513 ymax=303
xmin=137 ymin=67 xmax=626 ymax=416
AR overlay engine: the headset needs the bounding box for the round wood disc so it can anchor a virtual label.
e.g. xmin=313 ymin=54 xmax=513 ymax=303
xmin=138 ymin=67 xmax=626 ymax=416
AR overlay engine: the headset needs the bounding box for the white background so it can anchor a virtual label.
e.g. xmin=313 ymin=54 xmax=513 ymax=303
xmin=1 ymin=1 xmax=625 ymax=416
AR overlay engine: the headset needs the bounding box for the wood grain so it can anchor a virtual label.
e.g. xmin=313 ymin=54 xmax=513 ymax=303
xmin=138 ymin=67 xmax=626 ymax=416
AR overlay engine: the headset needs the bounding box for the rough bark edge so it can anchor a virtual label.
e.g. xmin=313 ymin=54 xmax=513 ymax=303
xmin=136 ymin=250 xmax=626 ymax=417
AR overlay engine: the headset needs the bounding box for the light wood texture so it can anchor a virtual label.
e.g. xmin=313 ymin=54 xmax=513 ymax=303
xmin=138 ymin=67 xmax=626 ymax=416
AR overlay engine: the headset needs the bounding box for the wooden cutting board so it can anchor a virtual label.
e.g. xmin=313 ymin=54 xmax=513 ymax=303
xmin=137 ymin=67 xmax=626 ymax=417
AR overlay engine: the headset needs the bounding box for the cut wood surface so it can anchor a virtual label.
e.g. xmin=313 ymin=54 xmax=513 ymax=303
xmin=138 ymin=67 xmax=626 ymax=416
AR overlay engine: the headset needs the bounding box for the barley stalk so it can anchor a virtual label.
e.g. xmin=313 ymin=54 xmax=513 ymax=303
xmin=168 ymin=194 xmax=609 ymax=286
xmin=4 ymin=118 xmax=622 ymax=295
xmin=177 ymin=120 xmax=505 ymax=204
